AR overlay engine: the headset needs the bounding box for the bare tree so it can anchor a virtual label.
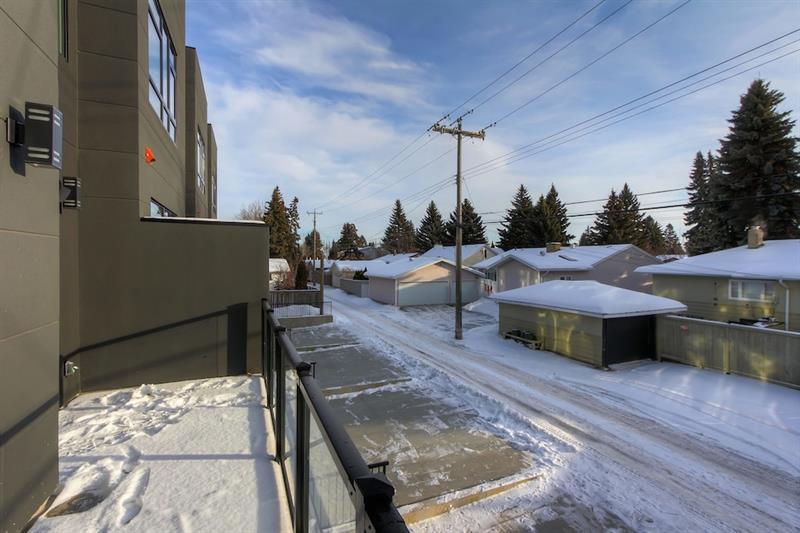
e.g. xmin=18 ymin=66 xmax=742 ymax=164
xmin=236 ymin=199 xmax=265 ymax=221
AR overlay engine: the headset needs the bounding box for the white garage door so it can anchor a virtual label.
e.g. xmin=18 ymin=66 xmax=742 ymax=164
xmin=455 ymin=280 xmax=481 ymax=303
xmin=398 ymin=281 xmax=450 ymax=306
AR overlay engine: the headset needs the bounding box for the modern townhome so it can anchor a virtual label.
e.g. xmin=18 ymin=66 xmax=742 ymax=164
xmin=2 ymin=2 xmax=267 ymax=530
xmin=474 ymin=243 xmax=659 ymax=294
xmin=494 ymin=281 xmax=686 ymax=367
xmin=366 ymin=257 xmax=484 ymax=306
xmin=420 ymin=243 xmax=500 ymax=268
xmin=636 ymin=233 xmax=799 ymax=331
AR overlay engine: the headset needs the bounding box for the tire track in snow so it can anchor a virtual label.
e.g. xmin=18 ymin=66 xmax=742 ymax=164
xmin=332 ymin=297 xmax=800 ymax=532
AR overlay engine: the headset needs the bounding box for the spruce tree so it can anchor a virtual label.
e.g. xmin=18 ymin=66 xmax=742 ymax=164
xmin=497 ymin=185 xmax=536 ymax=249
xmin=582 ymin=184 xmax=645 ymax=245
xmin=663 ymin=223 xmax=684 ymax=254
xmin=415 ymin=201 xmax=447 ymax=251
xmin=287 ymin=197 xmax=301 ymax=263
xmin=641 ymin=215 xmax=666 ymax=255
xmin=264 ymin=187 xmax=293 ymax=259
xmin=683 ymin=152 xmax=712 ymax=255
xmin=713 ymin=79 xmax=799 ymax=247
xmin=445 ymin=199 xmax=487 ymax=245
xmin=544 ymin=184 xmax=574 ymax=243
xmin=382 ymin=200 xmax=416 ymax=253
xmin=328 ymin=241 xmax=340 ymax=260
xmin=294 ymin=260 xmax=309 ymax=289
xmin=337 ymin=223 xmax=363 ymax=259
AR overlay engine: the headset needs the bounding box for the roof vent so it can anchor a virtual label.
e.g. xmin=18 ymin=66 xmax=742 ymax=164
xmin=539 ymin=250 xmax=546 ymax=256
xmin=747 ymin=226 xmax=764 ymax=249
xmin=546 ymin=242 xmax=561 ymax=253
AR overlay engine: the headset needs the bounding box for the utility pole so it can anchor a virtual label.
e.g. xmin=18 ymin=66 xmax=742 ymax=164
xmin=431 ymin=117 xmax=485 ymax=340
xmin=307 ymin=209 xmax=324 ymax=315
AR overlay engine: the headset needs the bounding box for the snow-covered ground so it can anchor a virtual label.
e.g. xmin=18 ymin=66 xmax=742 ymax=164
xmin=328 ymin=289 xmax=800 ymax=532
xmin=33 ymin=377 xmax=291 ymax=532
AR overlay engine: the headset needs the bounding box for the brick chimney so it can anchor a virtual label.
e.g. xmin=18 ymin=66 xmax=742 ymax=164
xmin=546 ymin=242 xmax=562 ymax=253
xmin=747 ymin=226 xmax=764 ymax=249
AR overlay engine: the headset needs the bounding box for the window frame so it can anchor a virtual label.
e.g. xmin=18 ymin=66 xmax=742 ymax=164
xmin=58 ymin=0 xmax=68 ymax=60
xmin=559 ymin=275 xmax=573 ymax=281
xmin=728 ymin=279 xmax=775 ymax=303
xmin=150 ymin=198 xmax=175 ymax=218
xmin=196 ymin=128 xmax=206 ymax=194
xmin=147 ymin=0 xmax=177 ymax=142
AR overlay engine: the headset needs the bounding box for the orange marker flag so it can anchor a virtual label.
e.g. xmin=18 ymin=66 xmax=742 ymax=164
xmin=145 ymin=147 xmax=156 ymax=164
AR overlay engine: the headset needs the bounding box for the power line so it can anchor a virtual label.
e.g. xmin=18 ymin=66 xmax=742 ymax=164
xmin=482 ymin=0 xmax=693 ymax=130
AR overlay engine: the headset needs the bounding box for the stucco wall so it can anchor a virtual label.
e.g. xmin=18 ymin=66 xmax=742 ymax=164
xmin=498 ymin=303 xmax=603 ymax=366
xmin=496 ymin=259 xmax=540 ymax=292
xmin=652 ymin=275 xmax=799 ymax=332
xmin=369 ymin=277 xmax=397 ymax=305
xmin=0 ymin=2 xmax=61 ymax=529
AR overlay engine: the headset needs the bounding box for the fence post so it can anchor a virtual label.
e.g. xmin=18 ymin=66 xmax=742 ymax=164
xmin=295 ymin=363 xmax=312 ymax=533
xmin=275 ymin=328 xmax=286 ymax=459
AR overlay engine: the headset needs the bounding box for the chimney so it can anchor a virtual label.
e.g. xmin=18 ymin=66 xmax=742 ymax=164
xmin=546 ymin=242 xmax=562 ymax=253
xmin=747 ymin=226 xmax=764 ymax=249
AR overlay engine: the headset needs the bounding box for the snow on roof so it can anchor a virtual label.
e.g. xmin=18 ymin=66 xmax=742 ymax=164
xmin=420 ymin=244 xmax=494 ymax=262
xmin=366 ymin=257 xmax=483 ymax=279
xmin=473 ymin=250 xmax=512 ymax=270
xmin=636 ymin=240 xmax=800 ymax=280
xmin=269 ymin=258 xmax=290 ymax=273
xmin=306 ymin=258 xmax=334 ymax=269
xmin=331 ymin=259 xmax=390 ymax=272
xmin=481 ymin=244 xmax=636 ymax=272
xmin=382 ymin=253 xmax=418 ymax=263
xmin=492 ymin=280 xmax=686 ymax=318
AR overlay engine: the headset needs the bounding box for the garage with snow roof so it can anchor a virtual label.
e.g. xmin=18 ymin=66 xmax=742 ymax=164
xmin=493 ymin=280 xmax=686 ymax=367
xmin=367 ymin=257 xmax=483 ymax=307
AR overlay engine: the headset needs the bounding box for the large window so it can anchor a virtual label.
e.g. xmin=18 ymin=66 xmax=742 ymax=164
xmin=729 ymin=280 xmax=775 ymax=302
xmin=148 ymin=0 xmax=177 ymax=141
xmin=150 ymin=198 xmax=175 ymax=218
xmin=211 ymin=174 xmax=217 ymax=213
xmin=196 ymin=128 xmax=206 ymax=194
xmin=58 ymin=0 xmax=68 ymax=60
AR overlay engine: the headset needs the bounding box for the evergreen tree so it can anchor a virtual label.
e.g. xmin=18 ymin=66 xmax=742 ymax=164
xmin=287 ymin=197 xmax=301 ymax=263
xmin=683 ymin=152 xmax=712 ymax=255
xmin=328 ymin=241 xmax=340 ymax=260
xmin=337 ymin=223 xmax=364 ymax=259
xmin=303 ymin=230 xmax=323 ymax=259
xmin=382 ymin=200 xmax=416 ymax=253
xmin=641 ymin=215 xmax=666 ymax=255
xmin=579 ymin=227 xmax=594 ymax=246
xmin=497 ymin=185 xmax=537 ymax=249
xmin=582 ymin=184 xmax=645 ymax=245
xmin=544 ymin=184 xmax=574 ymax=243
xmin=415 ymin=201 xmax=447 ymax=251
xmin=294 ymin=260 xmax=308 ymax=289
xmin=663 ymin=223 xmax=684 ymax=255
xmin=264 ymin=187 xmax=293 ymax=259
xmin=445 ymin=199 xmax=487 ymax=245
xmin=713 ymin=79 xmax=799 ymax=247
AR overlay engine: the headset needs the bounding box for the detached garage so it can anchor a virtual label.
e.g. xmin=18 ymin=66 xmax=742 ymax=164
xmin=367 ymin=257 xmax=483 ymax=307
xmin=493 ymin=280 xmax=686 ymax=367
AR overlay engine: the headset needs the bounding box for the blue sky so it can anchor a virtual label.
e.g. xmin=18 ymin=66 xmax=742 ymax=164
xmin=187 ymin=0 xmax=799 ymax=245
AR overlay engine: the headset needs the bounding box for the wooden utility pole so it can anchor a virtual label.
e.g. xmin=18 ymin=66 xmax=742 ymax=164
xmin=307 ymin=209 xmax=324 ymax=315
xmin=431 ymin=118 xmax=485 ymax=340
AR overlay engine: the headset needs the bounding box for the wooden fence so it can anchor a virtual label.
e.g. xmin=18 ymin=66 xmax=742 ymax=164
xmin=269 ymin=289 xmax=323 ymax=307
xmin=656 ymin=315 xmax=800 ymax=388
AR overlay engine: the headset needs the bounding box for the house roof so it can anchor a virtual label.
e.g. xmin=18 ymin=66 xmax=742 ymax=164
xmin=305 ymin=259 xmax=334 ymax=270
xmin=365 ymin=257 xmax=483 ymax=280
xmin=268 ymin=258 xmax=290 ymax=273
xmin=382 ymin=253 xmax=418 ymax=263
xmin=492 ymin=280 xmax=686 ymax=319
xmin=476 ymin=244 xmax=638 ymax=272
xmin=331 ymin=259 xmax=390 ymax=273
xmin=420 ymin=244 xmax=494 ymax=262
xmin=636 ymin=239 xmax=800 ymax=280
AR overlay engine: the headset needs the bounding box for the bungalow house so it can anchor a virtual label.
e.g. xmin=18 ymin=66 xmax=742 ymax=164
xmin=474 ymin=243 xmax=658 ymax=294
xmin=420 ymin=244 xmax=500 ymax=268
xmin=330 ymin=259 xmax=390 ymax=288
xmin=636 ymin=235 xmax=799 ymax=331
xmin=366 ymin=257 xmax=484 ymax=306
xmin=269 ymin=258 xmax=290 ymax=289
xmin=493 ymin=280 xmax=686 ymax=367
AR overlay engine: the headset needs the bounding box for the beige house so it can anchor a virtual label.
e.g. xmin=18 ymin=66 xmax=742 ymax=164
xmin=636 ymin=238 xmax=799 ymax=331
xmin=494 ymin=281 xmax=686 ymax=367
xmin=420 ymin=243 xmax=500 ymax=268
xmin=474 ymin=243 xmax=658 ymax=294
xmin=330 ymin=259 xmax=390 ymax=288
xmin=367 ymin=258 xmax=483 ymax=306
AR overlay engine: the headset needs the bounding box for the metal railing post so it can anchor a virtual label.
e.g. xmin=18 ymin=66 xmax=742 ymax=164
xmin=295 ymin=362 xmax=312 ymax=533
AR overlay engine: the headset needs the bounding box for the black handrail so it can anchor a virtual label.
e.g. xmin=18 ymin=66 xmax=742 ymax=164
xmin=263 ymin=300 xmax=408 ymax=532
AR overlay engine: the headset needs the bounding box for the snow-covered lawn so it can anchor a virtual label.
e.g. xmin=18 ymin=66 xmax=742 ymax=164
xmin=33 ymin=377 xmax=291 ymax=532
xmin=327 ymin=289 xmax=800 ymax=532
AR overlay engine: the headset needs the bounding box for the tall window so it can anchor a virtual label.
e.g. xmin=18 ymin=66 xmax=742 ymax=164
xmin=58 ymin=0 xmax=68 ymax=60
xmin=148 ymin=0 xmax=177 ymax=141
xmin=729 ymin=280 xmax=775 ymax=302
xmin=196 ymin=128 xmax=206 ymax=194
xmin=211 ymin=174 xmax=217 ymax=213
xmin=150 ymin=198 xmax=175 ymax=217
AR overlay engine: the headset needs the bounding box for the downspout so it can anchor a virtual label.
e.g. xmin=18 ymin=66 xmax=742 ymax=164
xmin=778 ymin=279 xmax=790 ymax=331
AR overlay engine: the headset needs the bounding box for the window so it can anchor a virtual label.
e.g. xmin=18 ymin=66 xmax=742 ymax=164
xmin=150 ymin=198 xmax=175 ymax=217
xmin=559 ymin=275 xmax=573 ymax=280
xmin=58 ymin=0 xmax=68 ymax=60
xmin=211 ymin=174 xmax=217 ymax=213
xmin=196 ymin=128 xmax=206 ymax=194
xmin=147 ymin=0 xmax=177 ymax=141
xmin=729 ymin=280 xmax=775 ymax=302
xmin=487 ymin=270 xmax=497 ymax=282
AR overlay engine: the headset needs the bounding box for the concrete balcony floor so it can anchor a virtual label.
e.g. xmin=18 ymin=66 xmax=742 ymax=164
xmin=31 ymin=377 xmax=292 ymax=532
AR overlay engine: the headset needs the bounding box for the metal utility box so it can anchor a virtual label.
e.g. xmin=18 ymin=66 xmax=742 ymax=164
xmin=24 ymin=102 xmax=63 ymax=169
